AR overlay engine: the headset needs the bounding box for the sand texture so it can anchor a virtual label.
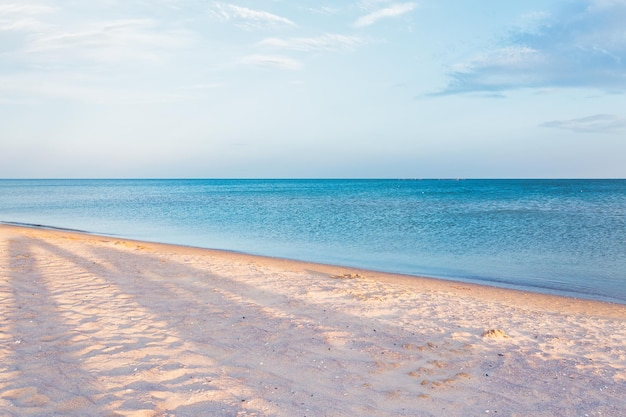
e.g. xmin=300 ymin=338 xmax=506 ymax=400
xmin=1 ymin=224 xmax=625 ymax=416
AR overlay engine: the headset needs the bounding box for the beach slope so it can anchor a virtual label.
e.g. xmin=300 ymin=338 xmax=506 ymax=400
xmin=1 ymin=224 xmax=625 ymax=416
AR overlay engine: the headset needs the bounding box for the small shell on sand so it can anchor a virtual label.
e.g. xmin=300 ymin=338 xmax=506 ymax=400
xmin=482 ymin=329 xmax=508 ymax=338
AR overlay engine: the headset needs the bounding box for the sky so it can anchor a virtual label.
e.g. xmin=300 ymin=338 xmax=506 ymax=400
xmin=1 ymin=0 xmax=625 ymax=178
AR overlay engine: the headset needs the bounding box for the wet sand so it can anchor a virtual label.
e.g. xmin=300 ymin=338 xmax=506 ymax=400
xmin=1 ymin=224 xmax=625 ymax=416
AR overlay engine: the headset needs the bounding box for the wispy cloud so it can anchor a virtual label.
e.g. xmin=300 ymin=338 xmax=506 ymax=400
xmin=1 ymin=2 xmax=193 ymax=68
xmin=23 ymin=19 xmax=193 ymax=65
xmin=213 ymin=2 xmax=296 ymax=30
xmin=304 ymin=6 xmax=339 ymax=16
xmin=354 ymin=2 xmax=416 ymax=28
xmin=0 ymin=2 xmax=54 ymax=31
xmin=239 ymin=54 xmax=302 ymax=70
xmin=0 ymin=3 xmax=196 ymax=103
xmin=541 ymin=114 xmax=626 ymax=133
xmin=258 ymin=34 xmax=362 ymax=52
xmin=437 ymin=0 xmax=626 ymax=95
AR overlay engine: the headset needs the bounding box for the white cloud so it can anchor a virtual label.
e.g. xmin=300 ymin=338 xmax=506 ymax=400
xmin=354 ymin=2 xmax=416 ymax=28
xmin=258 ymin=34 xmax=362 ymax=52
xmin=213 ymin=2 xmax=296 ymax=30
xmin=438 ymin=0 xmax=626 ymax=94
xmin=239 ymin=54 xmax=302 ymax=70
xmin=541 ymin=114 xmax=626 ymax=133
xmin=0 ymin=4 xmax=197 ymax=103
xmin=0 ymin=2 xmax=54 ymax=32
xmin=22 ymin=19 xmax=192 ymax=64
xmin=0 ymin=3 xmax=53 ymax=17
xmin=0 ymin=11 xmax=195 ymax=73
xmin=304 ymin=6 xmax=339 ymax=16
xmin=443 ymin=47 xmax=546 ymax=92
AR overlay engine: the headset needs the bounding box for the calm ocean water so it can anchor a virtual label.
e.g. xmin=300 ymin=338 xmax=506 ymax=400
xmin=1 ymin=179 xmax=625 ymax=303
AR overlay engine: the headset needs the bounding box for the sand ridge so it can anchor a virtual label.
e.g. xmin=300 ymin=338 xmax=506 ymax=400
xmin=1 ymin=224 xmax=625 ymax=416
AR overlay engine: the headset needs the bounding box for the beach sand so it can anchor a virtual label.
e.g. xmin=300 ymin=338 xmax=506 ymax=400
xmin=1 ymin=224 xmax=625 ymax=417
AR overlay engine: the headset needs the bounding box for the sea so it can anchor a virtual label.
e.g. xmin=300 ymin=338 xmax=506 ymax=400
xmin=1 ymin=179 xmax=625 ymax=304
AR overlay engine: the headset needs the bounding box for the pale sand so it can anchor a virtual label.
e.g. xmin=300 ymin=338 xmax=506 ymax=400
xmin=1 ymin=224 xmax=625 ymax=417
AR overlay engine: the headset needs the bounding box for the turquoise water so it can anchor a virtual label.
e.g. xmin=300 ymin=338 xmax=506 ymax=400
xmin=1 ymin=179 xmax=625 ymax=303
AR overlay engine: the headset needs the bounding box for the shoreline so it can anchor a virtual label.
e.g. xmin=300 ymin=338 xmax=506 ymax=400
xmin=1 ymin=223 xmax=625 ymax=416
xmin=3 ymin=220 xmax=626 ymax=309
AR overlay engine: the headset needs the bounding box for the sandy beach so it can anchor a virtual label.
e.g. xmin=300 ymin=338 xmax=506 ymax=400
xmin=1 ymin=224 xmax=625 ymax=416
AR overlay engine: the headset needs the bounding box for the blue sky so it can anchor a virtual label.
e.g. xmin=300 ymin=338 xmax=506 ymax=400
xmin=1 ymin=0 xmax=625 ymax=178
